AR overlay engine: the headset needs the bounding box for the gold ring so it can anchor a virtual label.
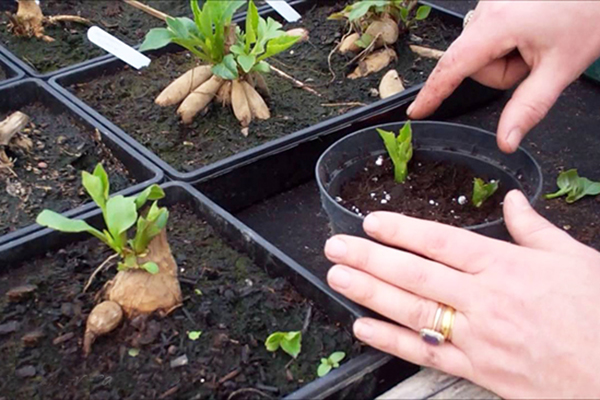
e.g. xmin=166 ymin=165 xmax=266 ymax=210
xmin=419 ymin=304 xmax=446 ymax=345
xmin=440 ymin=306 xmax=456 ymax=341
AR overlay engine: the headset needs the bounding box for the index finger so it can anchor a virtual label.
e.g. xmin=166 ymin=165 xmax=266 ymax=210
xmin=408 ymin=19 xmax=514 ymax=119
xmin=362 ymin=212 xmax=518 ymax=274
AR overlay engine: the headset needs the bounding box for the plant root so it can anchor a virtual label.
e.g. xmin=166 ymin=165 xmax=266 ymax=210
xmin=270 ymin=65 xmax=322 ymax=97
xmin=84 ymin=230 xmax=182 ymax=355
xmin=156 ymin=65 xmax=213 ymax=106
xmin=83 ymin=253 xmax=119 ymax=293
xmin=250 ymin=72 xmax=271 ymax=99
xmin=231 ymin=79 xmax=252 ymax=135
xmin=0 ymin=111 xmax=30 ymax=169
xmin=348 ymin=48 xmax=397 ymax=79
xmin=410 ymin=45 xmax=444 ymax=60
xmin=339 ymin=32 xmax=361 ymax=54
xmin=379 ymin=69 xmax=405 ymax=99
xmin=122 ymin=0 xmax=168 ymax=21
xmin=216 ymin=81 xmax=233 ymax=107
xmin=177 ymin=75 xmax=224 ymax=124
xmin=242 ymin=81 xmax=270 ymax=121
xmin=7 ymin=0 xmax=90 ymax=42
xmin=286 ymin=27 xmax=309 ymax=42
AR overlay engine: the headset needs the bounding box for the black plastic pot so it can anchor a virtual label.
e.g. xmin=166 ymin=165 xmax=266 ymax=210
xmin=0 ymin=52 xmax=25 ymax=88
xmin=0 ymin=79 xmax=163 ymax=246
xmin=0 ymin=182 xmax=417 ymax=399
xmin=316 ymin=121 xmax=544 ymax=240
xmin=49 ymin=0 xmax=502 ymax=182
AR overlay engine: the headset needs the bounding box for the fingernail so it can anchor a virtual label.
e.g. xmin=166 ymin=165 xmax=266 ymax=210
xmin=328 ymin=266 xmax=352 ymax=289
xmin=508 ymin=190 xmax=529 ymax=210
xmin=506 ymin=128 xmax=521 ymax=151
xmin=363 ymin=214 xmax=380 ymax=234
xmin=325 ymin=237 xmax=347 ymax=259
xmin=354 ymin=320 xmax=374 ymax=340
xmin=406 ymin=101 xmax=415 ymax=117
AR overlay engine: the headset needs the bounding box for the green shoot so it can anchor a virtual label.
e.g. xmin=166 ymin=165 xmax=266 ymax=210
xmin=265 ymin=331 xmax=302 ymax=359
xmin=545 ymin=169 xmax=600 ymax=203
xmin=317 ymin=351 xmax=346 ymax=377
xmin=377 ymin=121 xmax=413 ymax=183
xmin=188 ymin=331 xmax=203 ymax=341
xmin=128 ymin=348 xmax=140 ymax=357
xmin=329 ymin=0 xmax=431 ymax=31
xmin=140 ymin=0 xmax=300 ymax=80
xmin=194 ymin=288 xmax=203 ymax=296
xmin=36 ymin=163 xmax=168 ymax=275
xmin=472 ymin=178 xmax=499 ymax=208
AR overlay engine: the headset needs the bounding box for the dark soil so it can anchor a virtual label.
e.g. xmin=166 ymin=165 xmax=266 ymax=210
xmin=0 ymin=64 xmax=6 ymax=81
xmin=68 ymin=2 xmax=460 ymax=173
xmin=0 ymin=0 xmax=190 ymax=74
xmin=0 ymin=205 xmax=358 ymax=400
xmin=0 ymin=103 xmax=134 ymax=237
xmin=338 ymin=154 xmax=505 ymax=227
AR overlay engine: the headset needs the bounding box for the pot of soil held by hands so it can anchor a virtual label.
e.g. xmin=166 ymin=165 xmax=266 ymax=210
xmin=316 ymin=121 xmax=543 ymax=240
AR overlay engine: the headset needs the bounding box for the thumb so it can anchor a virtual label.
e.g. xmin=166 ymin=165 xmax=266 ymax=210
xmin=496 ymin=63 xmax=571 ymax=153
xmin=504 ymin=190 xmax=589 ymax=256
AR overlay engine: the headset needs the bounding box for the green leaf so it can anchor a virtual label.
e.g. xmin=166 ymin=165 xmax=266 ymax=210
xmin=140 ymin=28 xmax=173 ymax=51
xmin=195 ymin=288 xmax=203 ymax=295
xmin=229 ymin=43 xmax=245 ymax=55
xmin=329 ymin=351 xmax=346 ymax=364
xmin=212 ymin=54 xmax=239 ymax=80
xmin=166 ymin=17 xmax=191 ymax=39
xmin=36 ymin=210 xmax=107 ymax=243
xmin=472 ymin=178 xmax=500 ymax=208
xmin=237 ymin=54 xmax=256 ymax=73
xmin=131 ymin=204 xmax=168 ymax=254
xmin=132 ymin=185 xmax=165 ymax=210
xmin=377 ymin=122 xmax=413 ymax=183
xmin=105 ymin=195 xmax=137 ymax=248
xmin=142 ymin=262 xmax=159 ymax=275
xmin=246 ymin=0 xmax=260 ymax=52
xmin=415 ymin=5 xmax=432 ymax=20
xmin=280 ymin=331 xmax=302 ymax=359
xmin=128 ymin=348 xmax=140 ymax=357
xmin=258 ymin=35 xmax=300 ymax=62
xmin=347 ymin=1 xmax=373 ymax=21
xmin=265 ymin=332 xmax=284 ymax=352
xmin=82 ymin=170 xmax=107 ymax=212
xmin=93 ymin=164 xmax=110 ymax=199
xmin=317 ymin=363 xmax=332 ymax=377
xmin=566 ymin=177 xmax=600 ymax=203
xmin=188 ymin=331 xmax=203 ymax=341
xmin=399 ymin=7 xmax=409 ymax=22
xmin=251 ymin=61 xmax=271 ymax=73
xmin=545 ymin=169 xmax=579 ymax=199
xmin=354 ymin=33 xmax=374 ymax=49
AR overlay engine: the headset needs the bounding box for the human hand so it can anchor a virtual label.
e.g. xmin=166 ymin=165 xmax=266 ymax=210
xmin=324 ymin=190 xmax=600 ymax=398
xmin=407 ymin=1 xmax=600 ymax=153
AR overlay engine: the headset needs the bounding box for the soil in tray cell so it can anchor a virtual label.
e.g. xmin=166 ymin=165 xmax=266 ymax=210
xmin=0 ymin=0 xmax=191 ymax=74
xmin=0 ymin=64 xmax=6 ymax=81
xmin=0 ymin=205 xmax=358 ymax=400
xmin=69 ymin=2 xmax=460 ymax=173
xmin=339 ymin=154 xmax=506 ymax=227
xmin=0 ymin=103 xmax=134 ymax=237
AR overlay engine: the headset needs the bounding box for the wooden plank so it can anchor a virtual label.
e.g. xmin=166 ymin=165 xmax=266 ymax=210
xmin=429 ymin=379 xmax=500 ymax=399
xmin=376 ymin=368 xmax=461 ymax=399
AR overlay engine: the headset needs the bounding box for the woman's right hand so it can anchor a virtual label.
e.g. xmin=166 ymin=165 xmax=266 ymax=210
xmin=407 ymin=1 xmax=600 ymax=153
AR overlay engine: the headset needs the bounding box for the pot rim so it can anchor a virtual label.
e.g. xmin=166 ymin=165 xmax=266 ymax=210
xmin=315 ymin=120 xmax=544 ymax=232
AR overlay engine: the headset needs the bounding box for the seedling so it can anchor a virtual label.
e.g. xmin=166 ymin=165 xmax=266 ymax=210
xmin=377 ymin=121 xmax=413 ymax=183
xmin=140 ymin=0 xmax=301 ymax=133
xmin=472 ymin=178 xmax=499 ymax=208
xmin=128 ymin=348 xmax=140 ymax=357
xmin=37 ymin=164 xmax=168 ymax=275
xmin=36 ymin=164 xmax=182 ymax=356
xmin=317 ymin=351 xmax=346 ymax=377
xmin=545 ymin=169 xmax=600 ymax=203
xmin=330 ymin=0 xmax=431 ymax=78
xmin=265 ymin=331 xmax=302 ymax=359
xmin=188 ymin=331 xmax=203 ymax=341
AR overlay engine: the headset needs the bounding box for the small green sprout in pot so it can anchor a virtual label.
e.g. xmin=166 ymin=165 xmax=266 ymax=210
xmin=330 ymin=0 xmax=431 ymax=79
xmin=545 ymin=169 xmax=600 ymax=203
xmin=317 ymin=351 xmax=346 ymax=377
xmin=140 ymin=0 xmax=302 ymax=135
xmin=264 ymin=331 xmax=302 ymax=359
xmin=472 ymin=178 xmax=499 ymax=208
xmin=36 ymin=163 xmax=182 ymax=355
xmin=377 ymin=120 xmax=413 ymax=183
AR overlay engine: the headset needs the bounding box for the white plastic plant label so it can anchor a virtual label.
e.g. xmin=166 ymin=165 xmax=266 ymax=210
xmin=265 ymin=0 xmax=301 ymax=22
xmin=87 ymin=26 xmax=151 ymax=70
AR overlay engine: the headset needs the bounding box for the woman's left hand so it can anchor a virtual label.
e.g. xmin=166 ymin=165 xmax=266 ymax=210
xmin=324 ymin=190 xmax=600 ymax=398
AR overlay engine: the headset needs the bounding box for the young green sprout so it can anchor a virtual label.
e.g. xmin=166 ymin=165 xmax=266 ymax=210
xmin=377 ymin=121 xmax=413 ymax=183
xmin=140 ymin=0 xmax=301 ymax=132
xmin=317 ymin=351 xmax=346 ymax=377
xmin=545 ymin=169 xmax=600 ymax=203
xmin=264 ymin=331 xmax=302 ymax=359
xmin=472 ymin=178 xmax=499 ymax=208
xmin=35 ymin=163 xmax=183 ymax=356
xmin=36 ymin=163 xmax=167 ymax=275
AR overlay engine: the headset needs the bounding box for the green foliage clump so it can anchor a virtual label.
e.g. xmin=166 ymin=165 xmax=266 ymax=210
xmin=472 ymin=178 xmax=499 ymax=208
xmin=545 ymin=169 xmax=600 ymax=203
xmin=377 ymin=121 xmax=413 ymax=183
xmin=317 ymin=351 xmax=346 ymax=377
xmin=264 ymin=331 xmax=302 ymax=359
